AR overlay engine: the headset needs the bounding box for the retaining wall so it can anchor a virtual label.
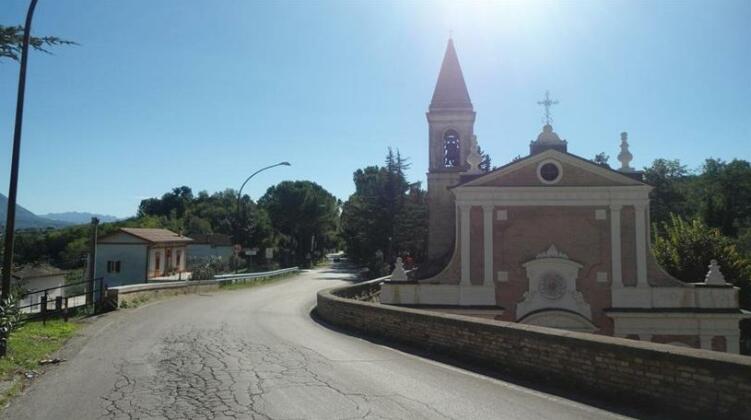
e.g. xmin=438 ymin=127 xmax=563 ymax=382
xmin=316 ymin=279 xmax=751 ymax=419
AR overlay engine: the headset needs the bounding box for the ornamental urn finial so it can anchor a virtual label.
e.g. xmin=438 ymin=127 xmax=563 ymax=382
xmin=617 ymin=131 xmax=634 ymax=172
xmin=390 ymin=257 xmax=408 ymax=282
xmin=705 ymin=259 xmax=728 ymax=285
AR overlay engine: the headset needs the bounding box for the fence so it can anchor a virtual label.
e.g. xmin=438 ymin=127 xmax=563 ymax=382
xmin=18 ymin=277 xmax=108 ymax=322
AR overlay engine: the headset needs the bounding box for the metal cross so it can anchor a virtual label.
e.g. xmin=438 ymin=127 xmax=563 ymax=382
xmin=537 ymin=90 xmax=559 ymax=125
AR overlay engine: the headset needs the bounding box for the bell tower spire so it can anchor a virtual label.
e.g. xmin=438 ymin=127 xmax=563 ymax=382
xmin=430 ymin=38 xmax=473 ymax=111
xmin=426 ymin=38 xmax=477 ymax=260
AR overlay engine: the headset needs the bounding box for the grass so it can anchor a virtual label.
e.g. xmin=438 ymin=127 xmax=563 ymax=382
xmin=0 ymin=319 xmax=80 ymax=406
xmin=119 ymin=294 xmax=152 ymax=309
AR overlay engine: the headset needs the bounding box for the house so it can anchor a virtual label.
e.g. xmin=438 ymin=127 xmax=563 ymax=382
xmin=96 ymin=228 xmax=192 ymax=286
xmin=187 ymin=233 xmax=234 ymax=263
xmin=380 ymin=39 xmax=749 ymax=353
xmin=12 ymin=263 xmax=69 ymax=309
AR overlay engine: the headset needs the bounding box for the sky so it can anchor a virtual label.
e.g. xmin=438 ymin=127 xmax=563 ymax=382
xmin=1 ymin=0 xmax=750 ymax=218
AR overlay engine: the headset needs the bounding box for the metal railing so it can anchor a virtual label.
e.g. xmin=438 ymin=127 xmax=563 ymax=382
xmin=213 ymin=267 xmax=299 ymax=284
xmin=17 ymin=277 xmax=107 ymax=322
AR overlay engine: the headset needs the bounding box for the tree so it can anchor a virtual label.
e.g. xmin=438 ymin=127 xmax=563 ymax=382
xmin=341 ymin=149 xmax=428 ymax=277
xmin=643 ymin=159 xmax=692 ymax=225
xmin=258 ymin=181 xmax=339 ymax=267
xmin=137 ymin=186 xmax=193 ymax=219
xmin=593 ymin=152 xmax=610 ymax=168
xmin=0 ymin=25 xmax=76 ymax=62
xmin=477 ymin=146 xmax=492 ymax=172
xmin=652 ymin=215 xmax=750 ymax=308
xmin=699 ymin=159 xmax=751 ymax=237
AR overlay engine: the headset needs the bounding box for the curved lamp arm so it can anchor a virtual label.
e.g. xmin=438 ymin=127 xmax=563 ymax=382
xmin=238 ymin=161 xmax=291 ymax=200
xmin=236 ymin=161 xmax=291 ymax=226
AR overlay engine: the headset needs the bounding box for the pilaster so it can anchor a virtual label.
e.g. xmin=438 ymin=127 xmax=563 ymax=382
xmin=635 ymin=203 xmax=648 ymax=288
xmin=482 ymin=205 xmax=494 ymax=286
xmin=610 ymin=204 xmax=623 ymax=288
xmin=459 ymin=203 xmax=471 ymax=286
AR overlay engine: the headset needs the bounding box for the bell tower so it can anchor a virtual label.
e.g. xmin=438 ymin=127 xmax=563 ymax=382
xmin=426 ymin=38 xmax=476 ymax=260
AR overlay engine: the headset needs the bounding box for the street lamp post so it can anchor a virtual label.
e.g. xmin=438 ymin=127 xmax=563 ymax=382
xmin=2 ymin=0 xmax=40 ymax=301
xmin=235 ymin=162 xmax=290 ymax=269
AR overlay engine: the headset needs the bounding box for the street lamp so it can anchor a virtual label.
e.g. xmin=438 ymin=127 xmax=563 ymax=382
xmin=235 ymin=162 xmax=291 ymax=268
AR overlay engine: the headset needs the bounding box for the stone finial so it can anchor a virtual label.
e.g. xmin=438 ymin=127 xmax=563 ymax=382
xmin=617 ymin=131 xmax=634 ymax=172
xmin=705 ymin=259 xmax=728 ymax=285
xmin=535 ymin=124 xmax=564 ymax=145
xmin=536 ymin=244 xmax=569 ymax=259
xmin=466 ymin=134 xmax=483 ymax=174
xmin=390 ymin=257 xmax=408 ymax=282
xmin=530 ymin=124 xmax=568 ymax=155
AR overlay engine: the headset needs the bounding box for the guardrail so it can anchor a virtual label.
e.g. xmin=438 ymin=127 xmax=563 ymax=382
xmin=213 ymin=267 xmax=300 ymax=282
xmin=108 ymin=267 xmax=300 ymax=307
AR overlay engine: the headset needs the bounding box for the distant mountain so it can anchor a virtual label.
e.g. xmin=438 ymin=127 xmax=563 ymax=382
xmin=0 ymin=193 xmax=71 ymax=230
xmin=40 ymin=211 xmax=119 ymax=225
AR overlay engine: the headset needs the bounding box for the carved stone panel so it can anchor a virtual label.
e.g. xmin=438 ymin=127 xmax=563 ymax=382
xmin=516 ymin=245 xmax=592 ymax=321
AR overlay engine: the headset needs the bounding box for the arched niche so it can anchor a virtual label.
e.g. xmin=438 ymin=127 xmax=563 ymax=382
xmin=519 ymin=310 xmax=598 ymax=333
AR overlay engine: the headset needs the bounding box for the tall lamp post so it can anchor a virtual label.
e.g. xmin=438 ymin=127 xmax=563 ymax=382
xmin=2 ymin=0 xmax=40 ymax=301
xmin=235 ymin=162 xmax=291 ymax=268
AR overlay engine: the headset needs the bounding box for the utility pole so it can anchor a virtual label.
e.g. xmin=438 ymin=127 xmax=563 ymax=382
xmin=1 ymin=0 xmax=39 ymax=301
xmin=86 ymin=217 xmax=99 ymax=305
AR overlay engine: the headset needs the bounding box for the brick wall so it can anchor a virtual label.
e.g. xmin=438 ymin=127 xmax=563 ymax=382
xmin=317 ymin=280 xmax=751 ymax=418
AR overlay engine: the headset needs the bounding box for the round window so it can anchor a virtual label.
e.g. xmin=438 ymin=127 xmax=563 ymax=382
xmin=537 ymin=160 xmax=562 ymax=184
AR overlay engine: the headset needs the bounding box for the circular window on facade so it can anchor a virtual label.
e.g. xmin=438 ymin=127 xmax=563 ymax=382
xmin=537 ymin=160 xmax=562 ymax=184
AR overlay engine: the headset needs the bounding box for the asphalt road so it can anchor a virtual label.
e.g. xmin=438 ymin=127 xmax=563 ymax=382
xmin=2 ymin=266 xmax=632 ymax=420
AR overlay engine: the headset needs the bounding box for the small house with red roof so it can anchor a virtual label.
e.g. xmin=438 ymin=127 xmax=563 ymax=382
xmin=96 ymin=228 xmax=193 ymax=286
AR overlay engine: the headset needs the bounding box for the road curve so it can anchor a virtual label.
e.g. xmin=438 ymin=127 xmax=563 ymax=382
xmin=2 ymin=266 xmax=631 ymax=419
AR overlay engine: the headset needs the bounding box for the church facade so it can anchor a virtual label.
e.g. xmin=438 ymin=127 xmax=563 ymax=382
xmin=381 ymin=39 xmax=749 ymax=353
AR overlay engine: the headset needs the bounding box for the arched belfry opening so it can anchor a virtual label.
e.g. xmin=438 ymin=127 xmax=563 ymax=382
xmin=443 ymin=130 xmax=460 ymax=167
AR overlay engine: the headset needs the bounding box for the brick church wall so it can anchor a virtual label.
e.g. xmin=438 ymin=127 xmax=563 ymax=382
xmin=485 ymin=206 xmax=613 ymax=334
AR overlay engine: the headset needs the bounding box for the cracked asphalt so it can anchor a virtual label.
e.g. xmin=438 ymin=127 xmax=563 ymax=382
xmin=2 ymin=266 xmax=631 ymax=419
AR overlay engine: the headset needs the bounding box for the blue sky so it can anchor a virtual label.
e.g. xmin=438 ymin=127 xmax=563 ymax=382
xmin=1 ymin=0 xmax=749 ymax=218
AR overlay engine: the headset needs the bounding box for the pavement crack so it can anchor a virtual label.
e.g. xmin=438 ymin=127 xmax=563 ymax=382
xmin=99 ymin=328 xmax=454 ymax=420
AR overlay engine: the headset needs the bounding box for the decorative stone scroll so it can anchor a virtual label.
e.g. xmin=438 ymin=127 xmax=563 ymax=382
xmin=466 ymin=135 xmax=483 ymax=174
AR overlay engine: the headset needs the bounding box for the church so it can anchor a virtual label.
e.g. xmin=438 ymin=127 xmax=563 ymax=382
xmin=381 ymin=39 xmax=748 ymax=354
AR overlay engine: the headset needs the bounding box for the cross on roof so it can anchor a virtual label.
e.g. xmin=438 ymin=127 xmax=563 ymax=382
xmin=537 ymin=90 xmax=559 ymax=125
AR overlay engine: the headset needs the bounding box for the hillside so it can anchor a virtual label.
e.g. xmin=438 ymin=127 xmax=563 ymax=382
xmin=0 ymin=194 xmax=71 ymax=230
xmin=40 ymin=211 xmax=119 ymax=225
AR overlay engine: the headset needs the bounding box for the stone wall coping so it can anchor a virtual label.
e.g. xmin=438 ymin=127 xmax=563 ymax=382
xmin=320 ymin=279 xmax=751 ymax=369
